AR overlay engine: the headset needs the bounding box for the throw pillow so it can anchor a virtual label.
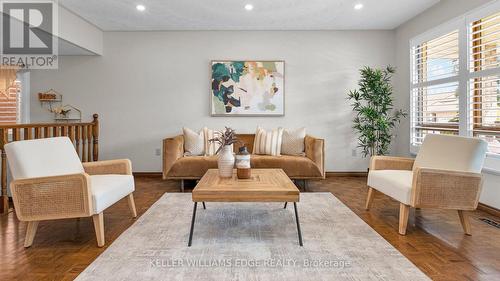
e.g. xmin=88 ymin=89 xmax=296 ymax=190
xmin=281 ymin=127 xmax=306 ymax=156
xmin=253 ymin=127 xmax=284 ymax=156
xmin=183 ymin=127 xmax=205 ymax=156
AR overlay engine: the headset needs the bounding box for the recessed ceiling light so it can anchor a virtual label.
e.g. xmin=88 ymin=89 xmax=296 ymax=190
xmin=244 ymin=4 xmax=253 ymax=11
xmin=136 ymin=4 xmax=146 ymax=12
xmin=354 ymin=3 xmax=363 ymax=10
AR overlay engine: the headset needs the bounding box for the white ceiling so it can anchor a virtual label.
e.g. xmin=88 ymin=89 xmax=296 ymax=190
xmin=60 ymin=0 xmax=440 ymax=31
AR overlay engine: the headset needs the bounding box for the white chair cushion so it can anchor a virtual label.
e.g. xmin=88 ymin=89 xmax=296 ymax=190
xmin=414 ymin=134 xmax=488 ymax=173
xmin=90 ymin=175 xmax=135 ymax=214
xmin=367 ymin=170 xmax=413 ymax=204
xmin=5 ymin=137 xmax=84 ymax=180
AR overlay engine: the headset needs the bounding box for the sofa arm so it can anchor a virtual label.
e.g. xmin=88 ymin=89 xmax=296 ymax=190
xmin=83 ymin=159 xmax=132 ymax=175
xmin=411 ymin=167 xmax=483 ymax=210
xmin=305 ymin=135 xmax=325 ymax=178
xmin=370 ymin=156 xmax=414 ymax=171
xmin=163 ymin=135 xmax=184 ymax=179
xmin=10 ymin=173 xmax=92 ymax=221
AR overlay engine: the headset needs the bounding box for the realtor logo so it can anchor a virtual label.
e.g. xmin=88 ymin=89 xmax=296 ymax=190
xmin=0 ymin=0 xmax=58 ymax=69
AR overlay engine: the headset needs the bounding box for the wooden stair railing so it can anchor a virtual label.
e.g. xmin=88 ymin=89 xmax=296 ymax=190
xmin=0 ymin=114 xmax=99 ymax=214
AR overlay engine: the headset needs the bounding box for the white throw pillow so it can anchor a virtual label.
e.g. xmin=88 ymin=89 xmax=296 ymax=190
xmin=281 ymin=127 xmax=306 ymax=156
xmin=183 ymin=127 xmax=205 ymax=156
xmin=253 ymin=127 xmax=284 ymax=156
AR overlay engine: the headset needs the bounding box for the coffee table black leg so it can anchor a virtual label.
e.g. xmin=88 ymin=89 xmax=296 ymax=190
xmin=188 ymin=202 xmax=198 ymax=247
xmin=202 ymin=202 xmax=206 ymax=209
xmin=293 ymin=202 xmax=303 ymax=246
xmin=284 ymin=202 xmax=287 ymax=209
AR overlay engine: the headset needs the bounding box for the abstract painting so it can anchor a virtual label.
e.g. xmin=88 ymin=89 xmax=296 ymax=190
xmin=211 ymin=60 xmax=284 ymax=116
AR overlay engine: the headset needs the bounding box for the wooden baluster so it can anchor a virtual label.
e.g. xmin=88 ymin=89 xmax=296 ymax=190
xmin=24 ymin=128 xmax=33 ymax=140
xmin=0 ymin=128 xmax=8 ymax=213
xmin=75 ymin=126 xmax=81 ymax=159
xmin=68 ymin=126 xmax=75 ymax=143
xmin=61 ymin=126 xmax=68 ymax=137
xmin=12 ymin=128 xmax=20 ymax=141
xmin=87 ymin=125 xmax=92 ymax=162
xmin=92 ymin=114 xmax=99 ymax=161
xmin=82 ymin=126 xmax=88 ymax=162
xmin=53 ymin=126 xmax=60 ymax=137
xmin=35 ymin=127 xmax=42 ymax=139
xmin=44 ymin=127 xmax=50 ymax=138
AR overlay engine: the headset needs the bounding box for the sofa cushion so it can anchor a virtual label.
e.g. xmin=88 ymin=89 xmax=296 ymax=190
xmin=167 ymin=155 xmax=323 ymax=178
xmin=5 ymin=137 xmax=84 ymax=180
xmin=413 ymin=134 xmax=488 ymax=173
xmin=90 ymin=175 xmax=135 ymax=213
xmin=367 ymin=170 xmax=413 ymax=204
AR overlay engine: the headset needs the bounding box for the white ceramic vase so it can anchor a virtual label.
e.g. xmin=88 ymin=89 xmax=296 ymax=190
xmin=218 ymin=145 xmax=235 ymax=178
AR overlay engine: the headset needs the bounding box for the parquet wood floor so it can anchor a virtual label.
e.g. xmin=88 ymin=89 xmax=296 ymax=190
xmin=1 ymin=176 xmax=499 ymax=281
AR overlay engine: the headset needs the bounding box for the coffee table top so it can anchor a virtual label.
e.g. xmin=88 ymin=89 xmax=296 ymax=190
xmin=192 ymin=169 xmax=300 ymax=202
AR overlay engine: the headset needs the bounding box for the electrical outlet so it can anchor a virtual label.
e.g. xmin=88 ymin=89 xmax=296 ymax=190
xmin=155 ymin=148 xmax=161 ymax=156
xmin=351 ymin=149 xmax=357 ymax=157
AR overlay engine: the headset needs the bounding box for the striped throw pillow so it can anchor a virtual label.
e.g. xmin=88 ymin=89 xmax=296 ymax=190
xmin=204 ymin=128 xmax=233 ymax=156
xmin=253 ymin=127 xmax=284 ymax=156
xmin=204 ymin=128 xmax=220 ymax=156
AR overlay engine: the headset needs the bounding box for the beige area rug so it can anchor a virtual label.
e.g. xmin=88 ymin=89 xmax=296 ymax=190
xmin=76 ymin=193 xmax=429 ymax=281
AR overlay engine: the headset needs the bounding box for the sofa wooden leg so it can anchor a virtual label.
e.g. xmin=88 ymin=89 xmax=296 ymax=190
xmin=128 ymin=193 xmax=137 ymax=218
xmin=180 ymin=180 xmax=185 ymax=193
xmin=458 ymin=210 xmax=471 ymax=235
xmin=92 ymin=213 xmax=105 ymax=247
xmin=365 ymin=187 xmax=375 ymax=210
xmin=399 ymin=203 xmax=410 ymax=235
xmin=24 ymin=221 xmax=39 ymax=248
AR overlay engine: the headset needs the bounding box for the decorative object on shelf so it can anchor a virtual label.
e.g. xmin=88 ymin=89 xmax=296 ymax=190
xmin=210 ymin=60 xmax=285 ymax=116
xmin=208 ymin=127 xmax=239 ymax=178
xmin=347 ymin=66 xmax=406 ymax=157
xmin=235 ymin=145 xmax=251 ymax=179
xmin=37 ymin=89 xmax=83 ymax=122
xmin=52 ymin=104 xmax=82 ymax=122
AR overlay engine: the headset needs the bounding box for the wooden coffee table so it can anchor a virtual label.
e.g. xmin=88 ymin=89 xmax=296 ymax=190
xmin=188 ymin=169 xmax=303 ymax=246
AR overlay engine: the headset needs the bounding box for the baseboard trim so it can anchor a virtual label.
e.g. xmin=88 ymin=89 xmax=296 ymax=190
xmin=326 ymin=171 xmax=368 ymax=177
xmin=478 ymin=203 xmax=500 ymax=218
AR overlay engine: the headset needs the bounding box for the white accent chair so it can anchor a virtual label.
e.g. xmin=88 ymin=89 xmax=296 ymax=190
xmin=5 ymin=137 xmax=137 ymax=247
xmin=366 ymin=134 xmax=488 ymax=235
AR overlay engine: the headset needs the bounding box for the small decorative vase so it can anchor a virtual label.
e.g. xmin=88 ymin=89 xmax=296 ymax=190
xmin=235 ymin=146 xmax=251 ymax=179
xmin=218 ymin=145 xmax=235 ymax=178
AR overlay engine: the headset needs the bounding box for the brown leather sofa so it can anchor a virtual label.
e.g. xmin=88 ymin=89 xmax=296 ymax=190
xmin=163 ymin=134 xmax=325 ymax=191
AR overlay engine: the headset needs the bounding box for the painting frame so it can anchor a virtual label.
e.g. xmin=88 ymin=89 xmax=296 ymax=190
xmin=210 ymin=60 xmax=285 ymax=117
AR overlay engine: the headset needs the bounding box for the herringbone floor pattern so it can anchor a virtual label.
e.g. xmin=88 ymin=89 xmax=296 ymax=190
xmin=0 ymin=176 xmax=499 ymax=281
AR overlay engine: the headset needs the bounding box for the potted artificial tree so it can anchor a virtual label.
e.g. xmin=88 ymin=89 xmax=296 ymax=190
xmin=347 ymin=66 xmax=406 ymax=161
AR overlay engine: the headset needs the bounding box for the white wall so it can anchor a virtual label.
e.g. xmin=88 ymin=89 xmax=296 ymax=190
xmin=30 ymin=31 xmax=396 ymax=172
xmin=394 ymin=0 xmax=500 ymax=209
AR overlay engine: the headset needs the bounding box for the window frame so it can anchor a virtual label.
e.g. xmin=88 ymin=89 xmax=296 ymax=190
xmin=409 ymin=0 xmax=500 ymax=164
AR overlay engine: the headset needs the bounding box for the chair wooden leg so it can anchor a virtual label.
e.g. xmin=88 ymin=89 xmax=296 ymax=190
xmin=24 ymin=221 xmax=39 ymax=248
xmin=458 ymin=210 xmax=471 ymax=235
xmin=92 ymin=213 xmax=105 ymax=247
xmin=365 ymin=187 xmax=375 ymax=210
xmin=127 ymin=193 xmax=137 ymax=218
xmin=399 ymin=203 xmax=410 ymax=235
xmin=180 ymin=179 xmax=185 ymax=193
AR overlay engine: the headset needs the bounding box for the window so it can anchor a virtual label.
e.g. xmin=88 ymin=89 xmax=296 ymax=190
xmin=410 ymin=2 xmax=500 ymax=156
xmin=470 ymin=12 xmax=500 ymax=154
xmin=411 ymin=30 xmax=460 ymax=146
